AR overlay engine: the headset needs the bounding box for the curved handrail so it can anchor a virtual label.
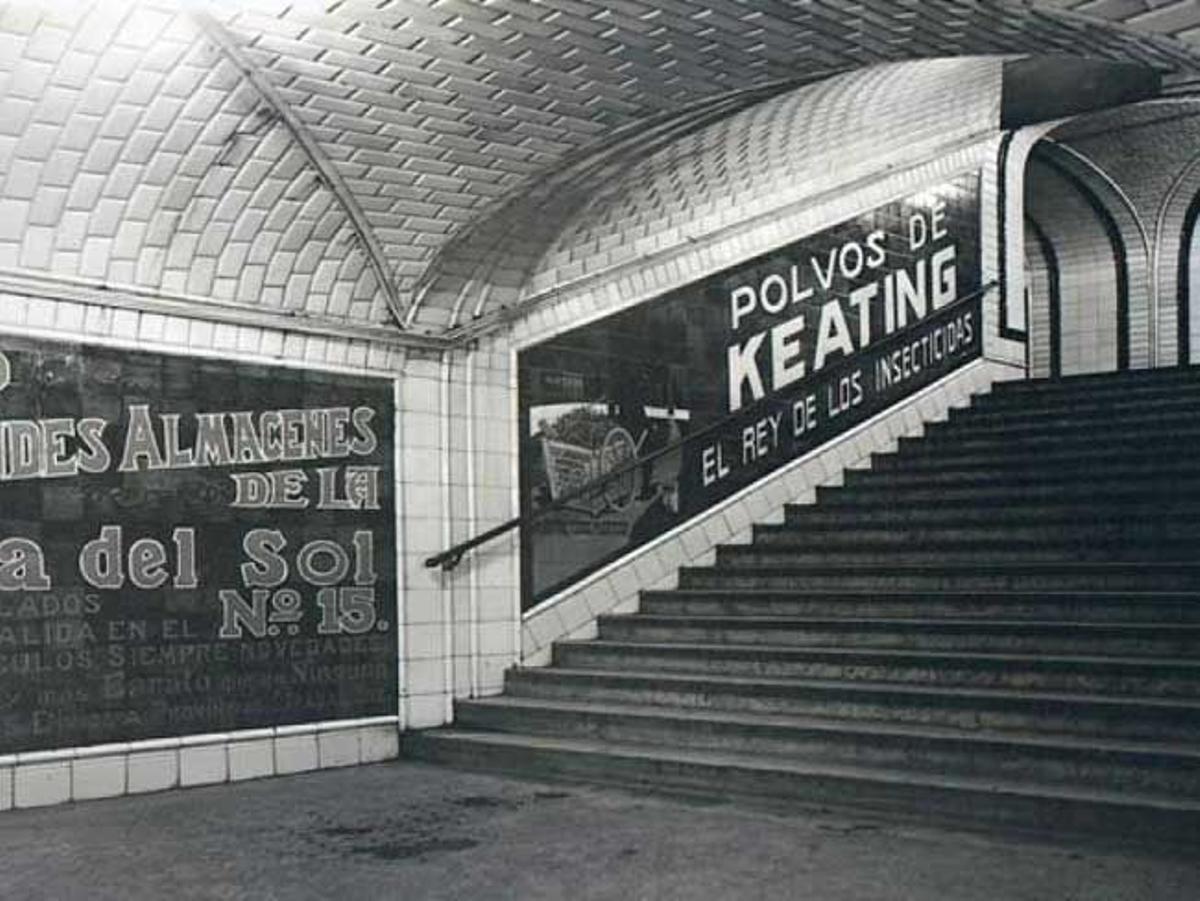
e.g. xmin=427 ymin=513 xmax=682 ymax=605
xmin=425 ymin=280 xmax=999 ymax=571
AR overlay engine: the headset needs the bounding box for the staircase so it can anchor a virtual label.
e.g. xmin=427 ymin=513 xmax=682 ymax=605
xmin=405 ymin=368 xmax=1200 ymax=844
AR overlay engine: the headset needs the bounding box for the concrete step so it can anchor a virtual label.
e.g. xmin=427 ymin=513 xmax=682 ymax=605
xmin=504 ymin=670 xmax=1200 ymax=744
xmin=755 ymin=519 xmax=1200 ymax=546
xmin=872 ymin=443 xmax=1200 ymax=475
xmin=552 ymin=640 xmax=1200 ymax=698
xmin=677 ymin=562 xmax=1200 ymax=592
xmin=637 ymin=589 xmax=1200 ymax=623
xmin=955 ymin=389 xmax=1200 ymax=424
xmin=402 ymin=729 xmax=1200 ymax=845
xmin=715 ymin=539 xmax=1200 ymax=565
xmin=896 ymin=424 xmax=1200 ymax=454
xmin=456 ymin=693 xmax=1200 ymax=793
xmin=782 ymin=502 xmax=1200 ymax=529
xmin=843 ymin=458 xmax=1200 ymax=489
xmin=813 ymin=479 xmax=1200 ymax=509
xmin=975 ymin=378 xmax=1200 ymax=411
xmin=923 ymin=407 xmax=1200 ymax=441
xmin=597 ymin=613 xmax=1200 ymax=657
xmin=991 ymin=366 xmax=1200 ymax=397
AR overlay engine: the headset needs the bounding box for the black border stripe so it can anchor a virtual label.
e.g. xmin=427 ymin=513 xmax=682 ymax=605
xmin=1025 ymin=214 xmax=1061 ymax=378
xmin=1177 ymin=190 xmax=1200 ymax=367
xmin=995 ymin=131 xmax=1028 ymax=342
xmin=996 ymin=132 xmax=1010 ymax=318
xmin=1032 ymin=148 xmax=1131 ymax=372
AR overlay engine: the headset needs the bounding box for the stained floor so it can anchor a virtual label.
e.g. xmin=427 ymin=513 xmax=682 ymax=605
xmin=0 ymin=761 xmax=1197 ymax=900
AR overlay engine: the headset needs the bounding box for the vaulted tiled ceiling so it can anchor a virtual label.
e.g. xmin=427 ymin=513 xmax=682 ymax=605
xmin=2 ymin=0 xmax=1200 ymax=342
xmin=1047 ymin=0 xmax=1200 ymax=43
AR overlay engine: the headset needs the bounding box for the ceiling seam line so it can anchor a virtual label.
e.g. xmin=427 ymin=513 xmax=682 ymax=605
xmin=0 ymin=268 xmax=449 ymax=352
xmin=191 ymin=10 xmax=409 ymax=331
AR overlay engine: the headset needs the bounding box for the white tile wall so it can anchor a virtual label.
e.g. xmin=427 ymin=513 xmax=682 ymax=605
xmin=1026 ymin=160 xmax=1121 ymax=376
xmin=274 ymin=731 xmax=319 ymax=775
xmin=317 ymin=728 xmax=360 ymax=769
xmin=0 ymin=718 xmax=406 ymax=808
xmin=72 ymin=749 xmax=127 ymax=801
xmin=360 ymin=725 xmax=400 ymax=763
xmin=228 ymin=737 xmax=275 ymax=782
xmin=1053 ymin=106 xmax=1200 ymax=368
xmin=0 ymin=759 xmax=12 ymax=811
xmin=13 ymin=754 xmax=71 ymax=808
xmin=126 ymin=746 xmax=179 ymax=794
xmin=180 ymin=738 xmax=229 ymax=787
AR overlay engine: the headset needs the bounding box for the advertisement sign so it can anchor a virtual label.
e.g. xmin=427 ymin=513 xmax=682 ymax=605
xmin=519 ymin=175 xmax=982 ymax=605
xmin=0 ymin=338 xmax=396 ymax=753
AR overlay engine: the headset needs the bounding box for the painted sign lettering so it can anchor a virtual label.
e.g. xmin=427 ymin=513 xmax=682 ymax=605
xmin=0 ymin=338 xmax=397 ymax=753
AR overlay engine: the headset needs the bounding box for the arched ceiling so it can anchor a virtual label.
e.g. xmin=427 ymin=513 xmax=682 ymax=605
xmin=2 ymin=0 xmax=1200 ymax=345
xmin=1047 ymin=1 xmax=1200 ymax=48
xmin=520 ymin=56 xmax=1005 ymax=310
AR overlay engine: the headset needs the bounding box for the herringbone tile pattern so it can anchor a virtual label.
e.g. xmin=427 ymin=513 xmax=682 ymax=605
xmin=1 ymin=0 xmax=1198 ymax=333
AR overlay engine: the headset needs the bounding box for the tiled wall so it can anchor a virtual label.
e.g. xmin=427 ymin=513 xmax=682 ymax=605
xmin=0 ymin=718 xmax=399 ymax=811
xmin=1035 ymin=144 xmax=1152 ymax=370
xmin=397 ymin=345 xmax=521 ymax=729
xmin=1050 ymin=101 xmax=1200 ymax=368
xmin=1024 ymin=158 xmax=1121 ymax=376
xmin=1187 ymin=224 xmax=1200 ymax=362
xmin=1004 ymin=115 xmax=1187 ymax=375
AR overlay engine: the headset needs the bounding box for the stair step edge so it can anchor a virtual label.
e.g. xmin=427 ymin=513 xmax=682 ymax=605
xmin=508 ymin=668 xmax=1200 ymax=709
xmin=466 ymin=695 xmax=1200 ymax=754
xmin=557 ymin=639 xmax=1200 ymax=668
xmin=406 ymin=730 xmax=1200 ymax=814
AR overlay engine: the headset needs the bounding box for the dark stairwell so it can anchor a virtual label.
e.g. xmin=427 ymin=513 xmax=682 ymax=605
xmin=405 ymin=367 xmax=1200 ymax=844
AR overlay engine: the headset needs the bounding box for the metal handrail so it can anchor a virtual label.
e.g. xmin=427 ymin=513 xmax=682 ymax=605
xmin=424 ymin=280 xmax=999 ymax=571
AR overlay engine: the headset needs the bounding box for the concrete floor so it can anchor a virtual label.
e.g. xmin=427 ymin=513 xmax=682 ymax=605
xmin=0 ymin=760 xmax=1196 ymax=901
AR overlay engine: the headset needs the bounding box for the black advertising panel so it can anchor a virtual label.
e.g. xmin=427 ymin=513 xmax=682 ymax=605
xmin=519 ymin=175 xmax=982 ymax=606
xmin=0 ymin=338 xmax=396 ymax=753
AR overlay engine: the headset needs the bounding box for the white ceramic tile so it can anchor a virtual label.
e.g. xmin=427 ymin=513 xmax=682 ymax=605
xmin=317 ymin=729 xmax=360 ymax=769
xmin=126 ymin=749 xmax=178 ymax=794
xmin=14 ymin=760 xmax=71 ymax=808
xmin=72 ymin=754 xmax=126 ymax=801
xmin=179 ymin=743 xmax=226 ymax=787
xmin=273 ymin=734 xmax=318 ymax=775
xmin=228 ymin=739 xmax=274 ymax=782
xmin=359 ymin=726 xmax=399 ymax=764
